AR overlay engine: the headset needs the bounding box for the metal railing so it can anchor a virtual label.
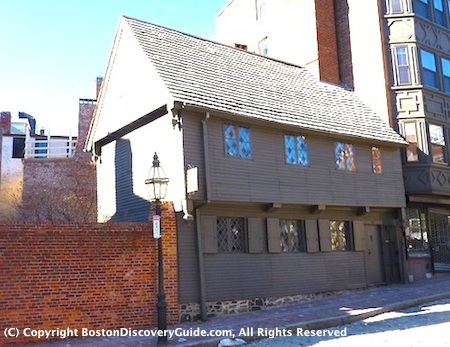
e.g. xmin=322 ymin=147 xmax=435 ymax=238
xmin=24 ymin=139 xmax=77 ymax=159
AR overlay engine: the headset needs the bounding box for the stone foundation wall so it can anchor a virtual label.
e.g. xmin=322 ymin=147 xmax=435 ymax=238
xmin=180 ymin=289 xmax=360 ymax=322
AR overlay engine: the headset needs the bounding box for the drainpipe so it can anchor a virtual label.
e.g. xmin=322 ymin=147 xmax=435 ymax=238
xmin=195 ymin=111 xmax=211 ymax=321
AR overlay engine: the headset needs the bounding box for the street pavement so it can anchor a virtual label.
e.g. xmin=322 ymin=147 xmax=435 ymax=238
xmin=12 ymin=274 xmax=450 ymax=347
xmin=246 ymin=297 xmax=450 ymax=346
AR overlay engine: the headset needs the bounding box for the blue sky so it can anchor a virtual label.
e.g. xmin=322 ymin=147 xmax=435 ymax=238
xmin=0 ymin=0 xmax=227 ymax=135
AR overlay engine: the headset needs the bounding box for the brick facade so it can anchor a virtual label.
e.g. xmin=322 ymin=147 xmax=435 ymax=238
xmin=314 ymin=0 xmax=340 ymax=85
xmin=21 ymin=98 xmax=97 ymax=222
xmin=0 ymin=202 xmax=178 ymax=346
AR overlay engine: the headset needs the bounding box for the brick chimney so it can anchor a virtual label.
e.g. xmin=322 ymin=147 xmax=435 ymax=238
xmin=314 ymin=0 xmax=341 ymax=85
xmin=0 ymin=112 xmax=11 ymax=134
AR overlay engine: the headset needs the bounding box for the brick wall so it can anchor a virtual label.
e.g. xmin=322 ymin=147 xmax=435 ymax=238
xmin=314 ymin=0 xmax=340 ymax=85
xmin=334 ymin=0 xmax=354 ymax=89
xmin=21 ymin=98 xmax=97 ymax=223
xmin=0 ymin=202 xmax=178 ymax=346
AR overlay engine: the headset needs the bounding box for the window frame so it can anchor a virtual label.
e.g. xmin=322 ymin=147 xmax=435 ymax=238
xmin=414 ymin=0 xmax=432 ymax=19
xmin=224 ymin=123 xmax=252 ymax=159
xmin=329 ymin=221 xmax=354 ymax=252
xmin=284 ymin=134 xmax=309 ymax=166
xmin=372 ymin=147 xmax=383 ymax=174
xmin=217 ymin=217 xmax=248 ymax=253
xmin=434 ymin=0 xmax=447 ymax=26
xmin=279 ymin=219 xmax=307 ymax=253
xmin=405 ymin=208 xmax=429 ymax=255
xmin=420 ymin=49 xmax=439 ymax=89
xmin=429 ymin=123 xmax=447 ymax=163
xmin=394 ymin=46 xmax=411 ymax=85
xmin=335 ymin=142 xmax=356 ymax=171
xmin=441 ymin=56 xmax=450 ymax=92
xmin=403 ymin=122 xmax=420 ymax=162
xmin=391 ymin=0 xmax=404 ymax=13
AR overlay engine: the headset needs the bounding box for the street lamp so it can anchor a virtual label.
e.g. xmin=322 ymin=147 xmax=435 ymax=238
xmin=145 ymin=152 xmax=169 ymax=344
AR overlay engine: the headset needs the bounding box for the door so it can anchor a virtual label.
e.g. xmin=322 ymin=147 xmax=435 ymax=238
xmin=429 ymin=211 xmax=450 ymax=272
xmin=364 ymin=225 xmax=384 ymax=284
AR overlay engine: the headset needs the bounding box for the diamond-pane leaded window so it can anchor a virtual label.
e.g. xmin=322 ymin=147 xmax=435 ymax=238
xmin=217 ymin=217 xmax=247 ymax=253
xmin=284 ymin=134 xmax=309 ymax=166
xmin=372 ymin=147 xmax=382 ymax=174
xmin=224 ymin=124 xmax=251 ymax=158
xmin=279 ymin=220 xmax=306 ymax=252
xmin=335 ymin=142 xmax=356 ymax=171
xmin=330 ymin=221 xmax=354 ymax=251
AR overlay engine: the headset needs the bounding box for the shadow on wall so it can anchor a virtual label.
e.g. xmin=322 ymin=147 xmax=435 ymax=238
xmin=109 ymin=138 xmax=150 ymax=222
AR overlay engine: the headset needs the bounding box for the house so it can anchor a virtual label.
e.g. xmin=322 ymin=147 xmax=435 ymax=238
xmin=215 ymin=0 xmax=450 ymax=281
xmin=85 ymin=16 xmax=407 ymax=320
xmin=0 ymin=80 xmax=99 ymax=221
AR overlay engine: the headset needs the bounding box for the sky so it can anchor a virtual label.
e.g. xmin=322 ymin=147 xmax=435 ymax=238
xmin=0 ymin=0 xmax=227 ymax=135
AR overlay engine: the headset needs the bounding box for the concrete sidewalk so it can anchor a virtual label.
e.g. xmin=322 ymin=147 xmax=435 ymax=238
xmin=17 ymin=274 xmax=450 ymax=347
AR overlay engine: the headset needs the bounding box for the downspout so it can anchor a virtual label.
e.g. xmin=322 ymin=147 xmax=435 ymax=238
xmin=195 ymin=111 xmax=211 ymax=321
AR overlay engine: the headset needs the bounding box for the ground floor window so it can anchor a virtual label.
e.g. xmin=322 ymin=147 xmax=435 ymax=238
xmin=405 ymin=208 xmax=429 ymax=254
xmin=217 ymin=217 xmax=247 ymax=253
xmin=279 ymin=219 xmax=307 ymax=252
xmin=330 ymin=221 xmax=354 ymax=251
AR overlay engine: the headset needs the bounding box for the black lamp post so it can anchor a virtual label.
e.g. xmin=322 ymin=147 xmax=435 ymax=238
xmin=145 ymin=152 xmax=169 ymax=344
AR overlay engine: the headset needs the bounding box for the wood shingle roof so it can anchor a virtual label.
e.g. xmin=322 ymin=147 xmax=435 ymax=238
xmin=123 ymin=16 xmax=406 ymax=146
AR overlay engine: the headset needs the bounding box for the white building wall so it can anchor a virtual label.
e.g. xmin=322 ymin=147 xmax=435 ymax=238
xmin=347 ymin=0 xmax=390 ymax=124
xmin=215 ymin=0 xmax=320 ymax=79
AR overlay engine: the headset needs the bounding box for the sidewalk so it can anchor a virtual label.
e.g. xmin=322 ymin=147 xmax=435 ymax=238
xmin=18 ymin=274 xmax=450 ymax=347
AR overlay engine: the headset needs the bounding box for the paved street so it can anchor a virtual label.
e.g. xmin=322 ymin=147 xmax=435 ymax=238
xmin=247 ymin=298 xmax=450 ymax=346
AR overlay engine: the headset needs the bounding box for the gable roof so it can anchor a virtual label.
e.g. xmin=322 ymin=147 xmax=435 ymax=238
xmin=91 ymin=16 xmax=406 ymax=147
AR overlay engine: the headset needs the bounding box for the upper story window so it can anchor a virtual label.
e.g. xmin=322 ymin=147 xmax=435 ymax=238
xmin=442 ymin=57 xmax=450 ymax=92
xmin=395 ymin=47 xmax=411 ymax=84
xmin=217 ymin=217 xmax=247 ymax=253
xmin=330 ymin=221 xmax=354 ymax=252
xmin=279 ymin=220 xmax=307 ymax=252
xmin=429 ymin=123 xmax=446 ymax=163
xmin=414 ymin=0 xmax=432 ymax=19
xmin=391 ymin=0 xmax=404 ymax=12
xmin=258 ymin=37 xmax=268 ymax=56
xmin=335 ymin=142 xmax=356 ymax=171
xmin=434 ymin=0 xmax=447 ymax=25
xmin=372 ymin=147 xmax=383 ymax=174
xmin=12 ymin=137 xmax=25 ymax=158
xmin=404 ymin=122 xmax=419 ymax=161
xmin=420 ymin=49 xmax=439 ymax=89
xmin=224 ymin=124 xmax=252 ymax=159
xmin=413 ymin=0 xmax=450 ymax=27
xmin=284 ymin=134 xmax=309 ymax=166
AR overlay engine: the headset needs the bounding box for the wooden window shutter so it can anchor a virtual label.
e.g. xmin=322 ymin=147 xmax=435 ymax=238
xmin=353 ymin=221 xmax=365 ymax=251
xmin=248 ymin=218 xmax=263 ymax=253
xmin=267 ymin=218 xmax=281 ymax=253
xmin=318 ymin=219 xmax=331 ymax=252
xmin=201 ymin=215 xmax=217 ymax=253
xmin=305 ymin=219 xmax=319 ymax=253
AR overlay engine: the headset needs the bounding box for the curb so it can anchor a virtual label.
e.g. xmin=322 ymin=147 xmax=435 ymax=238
xmin=175 ymin=291 xmax=450 ymax=347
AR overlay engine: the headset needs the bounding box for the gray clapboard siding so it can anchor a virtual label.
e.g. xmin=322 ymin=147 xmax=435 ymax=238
xmin=177 ymin=212 xmax=200 ymax=303
xmin=203 ymin=252 xmax=366 ymax=301
xmin=177 ymin=204 xmax=398 ymax=303
xmin=182 ymin=114 xmax=405 ymax=207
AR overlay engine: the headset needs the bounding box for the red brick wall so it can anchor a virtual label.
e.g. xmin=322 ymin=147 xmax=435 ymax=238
xmin=334 ymin=0 xmax=354 ymax=89
xmin=315 ymin=0 xmax=340 ymax=85
xmin=0 ymin=202 xmax=178 ymax=346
